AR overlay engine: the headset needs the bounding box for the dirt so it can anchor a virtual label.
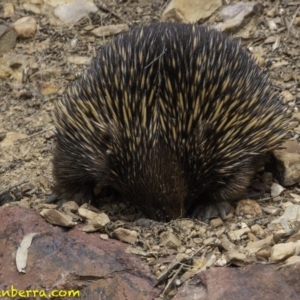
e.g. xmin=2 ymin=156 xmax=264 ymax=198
xmin=0 ymin=0 xmax=166 ymax=205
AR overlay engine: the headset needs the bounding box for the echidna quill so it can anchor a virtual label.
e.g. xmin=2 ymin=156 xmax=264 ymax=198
xmin=52 ymin=23 xmax=289 ymax=221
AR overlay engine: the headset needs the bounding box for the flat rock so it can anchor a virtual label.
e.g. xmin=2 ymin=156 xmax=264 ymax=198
xmin=0 ymin=24 xmax=17 ymax=56
xmin=0 ymin=206 xmax=159 ymax=299
xmin=161 ymin=0 xmax=222 ymax=23
xmin=174 ymin=264 xmax=300 ymax=300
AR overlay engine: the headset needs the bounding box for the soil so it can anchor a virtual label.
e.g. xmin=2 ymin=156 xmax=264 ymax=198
xmin=0 ymin=0 xmax=166 ymax=205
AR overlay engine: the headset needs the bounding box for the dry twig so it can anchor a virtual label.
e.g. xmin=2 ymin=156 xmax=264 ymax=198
xmin=16 ymin=127 xmax=55 ymax=141
xmin=287 ymin=6 xmax=300 ymax=36
xmin=97 ymin=3 xmax=131 ymax=26
xmin=0 ymin=179 xmax=29 ymax=196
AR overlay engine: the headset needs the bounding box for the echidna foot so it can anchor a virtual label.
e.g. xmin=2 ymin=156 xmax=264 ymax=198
xmin=191 ymin=201 xmax=234 ymax=222
xmin=46 ymin=193 xmax=59 ymax=203
xmin=46 ymin=193 xmax=68 ymax=207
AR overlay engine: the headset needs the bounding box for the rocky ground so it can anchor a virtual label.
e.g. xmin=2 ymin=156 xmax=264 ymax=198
xmin=0 ymin=0 xmax=300 ymax=299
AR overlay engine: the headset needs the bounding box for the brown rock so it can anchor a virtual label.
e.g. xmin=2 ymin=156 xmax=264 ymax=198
xmin=161 ymin=0 xmax=222 ymax=23
xmin=113 ymin=228 xmax=139 ymax=244
xmin=213 ymin=2 xmax=263 ymax=32
xmin=0 ymin=23 xmax=17 ymax=56
xmin=274 ymin=141 xmax=300 ymax=186
xmin=235 ymin=199 xmax=262 ymax=216
xmin=281 ymin=90 xmax=294 ymax=102
xmin=279 ymin=141 xmax=300 ymax=154
xmin=160 ymin=231 xmax=181 ymax=248
xmin=210 ymin=217 xmax=223 ymax=228
xmin=292 ymin=112 xmax=300 ymax=122
xmin=13 ymin=16 xmax=37 ymax=38
xmin=3 ymin=3 xmax=15 ymax=18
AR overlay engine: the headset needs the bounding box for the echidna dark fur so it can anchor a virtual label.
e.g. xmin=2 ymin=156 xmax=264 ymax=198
xmin=52 ymin=23 xmax=290 ymax=221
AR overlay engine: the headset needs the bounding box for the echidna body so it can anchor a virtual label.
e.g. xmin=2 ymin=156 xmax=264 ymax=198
xmin=53 ymin=23 xmax=289 ymax=221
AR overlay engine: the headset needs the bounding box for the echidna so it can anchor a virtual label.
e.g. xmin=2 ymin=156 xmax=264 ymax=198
xmin=52 ymin=23 xmax=289 ymax=221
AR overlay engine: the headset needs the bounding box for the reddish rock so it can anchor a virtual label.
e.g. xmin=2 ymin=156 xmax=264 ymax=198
xmin=174 ymin=264 xmax=300 ymax=300
xmin=0 ymin=206 xmax=159 ymax=299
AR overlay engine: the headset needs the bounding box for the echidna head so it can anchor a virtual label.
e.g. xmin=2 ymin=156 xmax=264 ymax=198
xmin=107 ymin=142 xmax=191 ymax=221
